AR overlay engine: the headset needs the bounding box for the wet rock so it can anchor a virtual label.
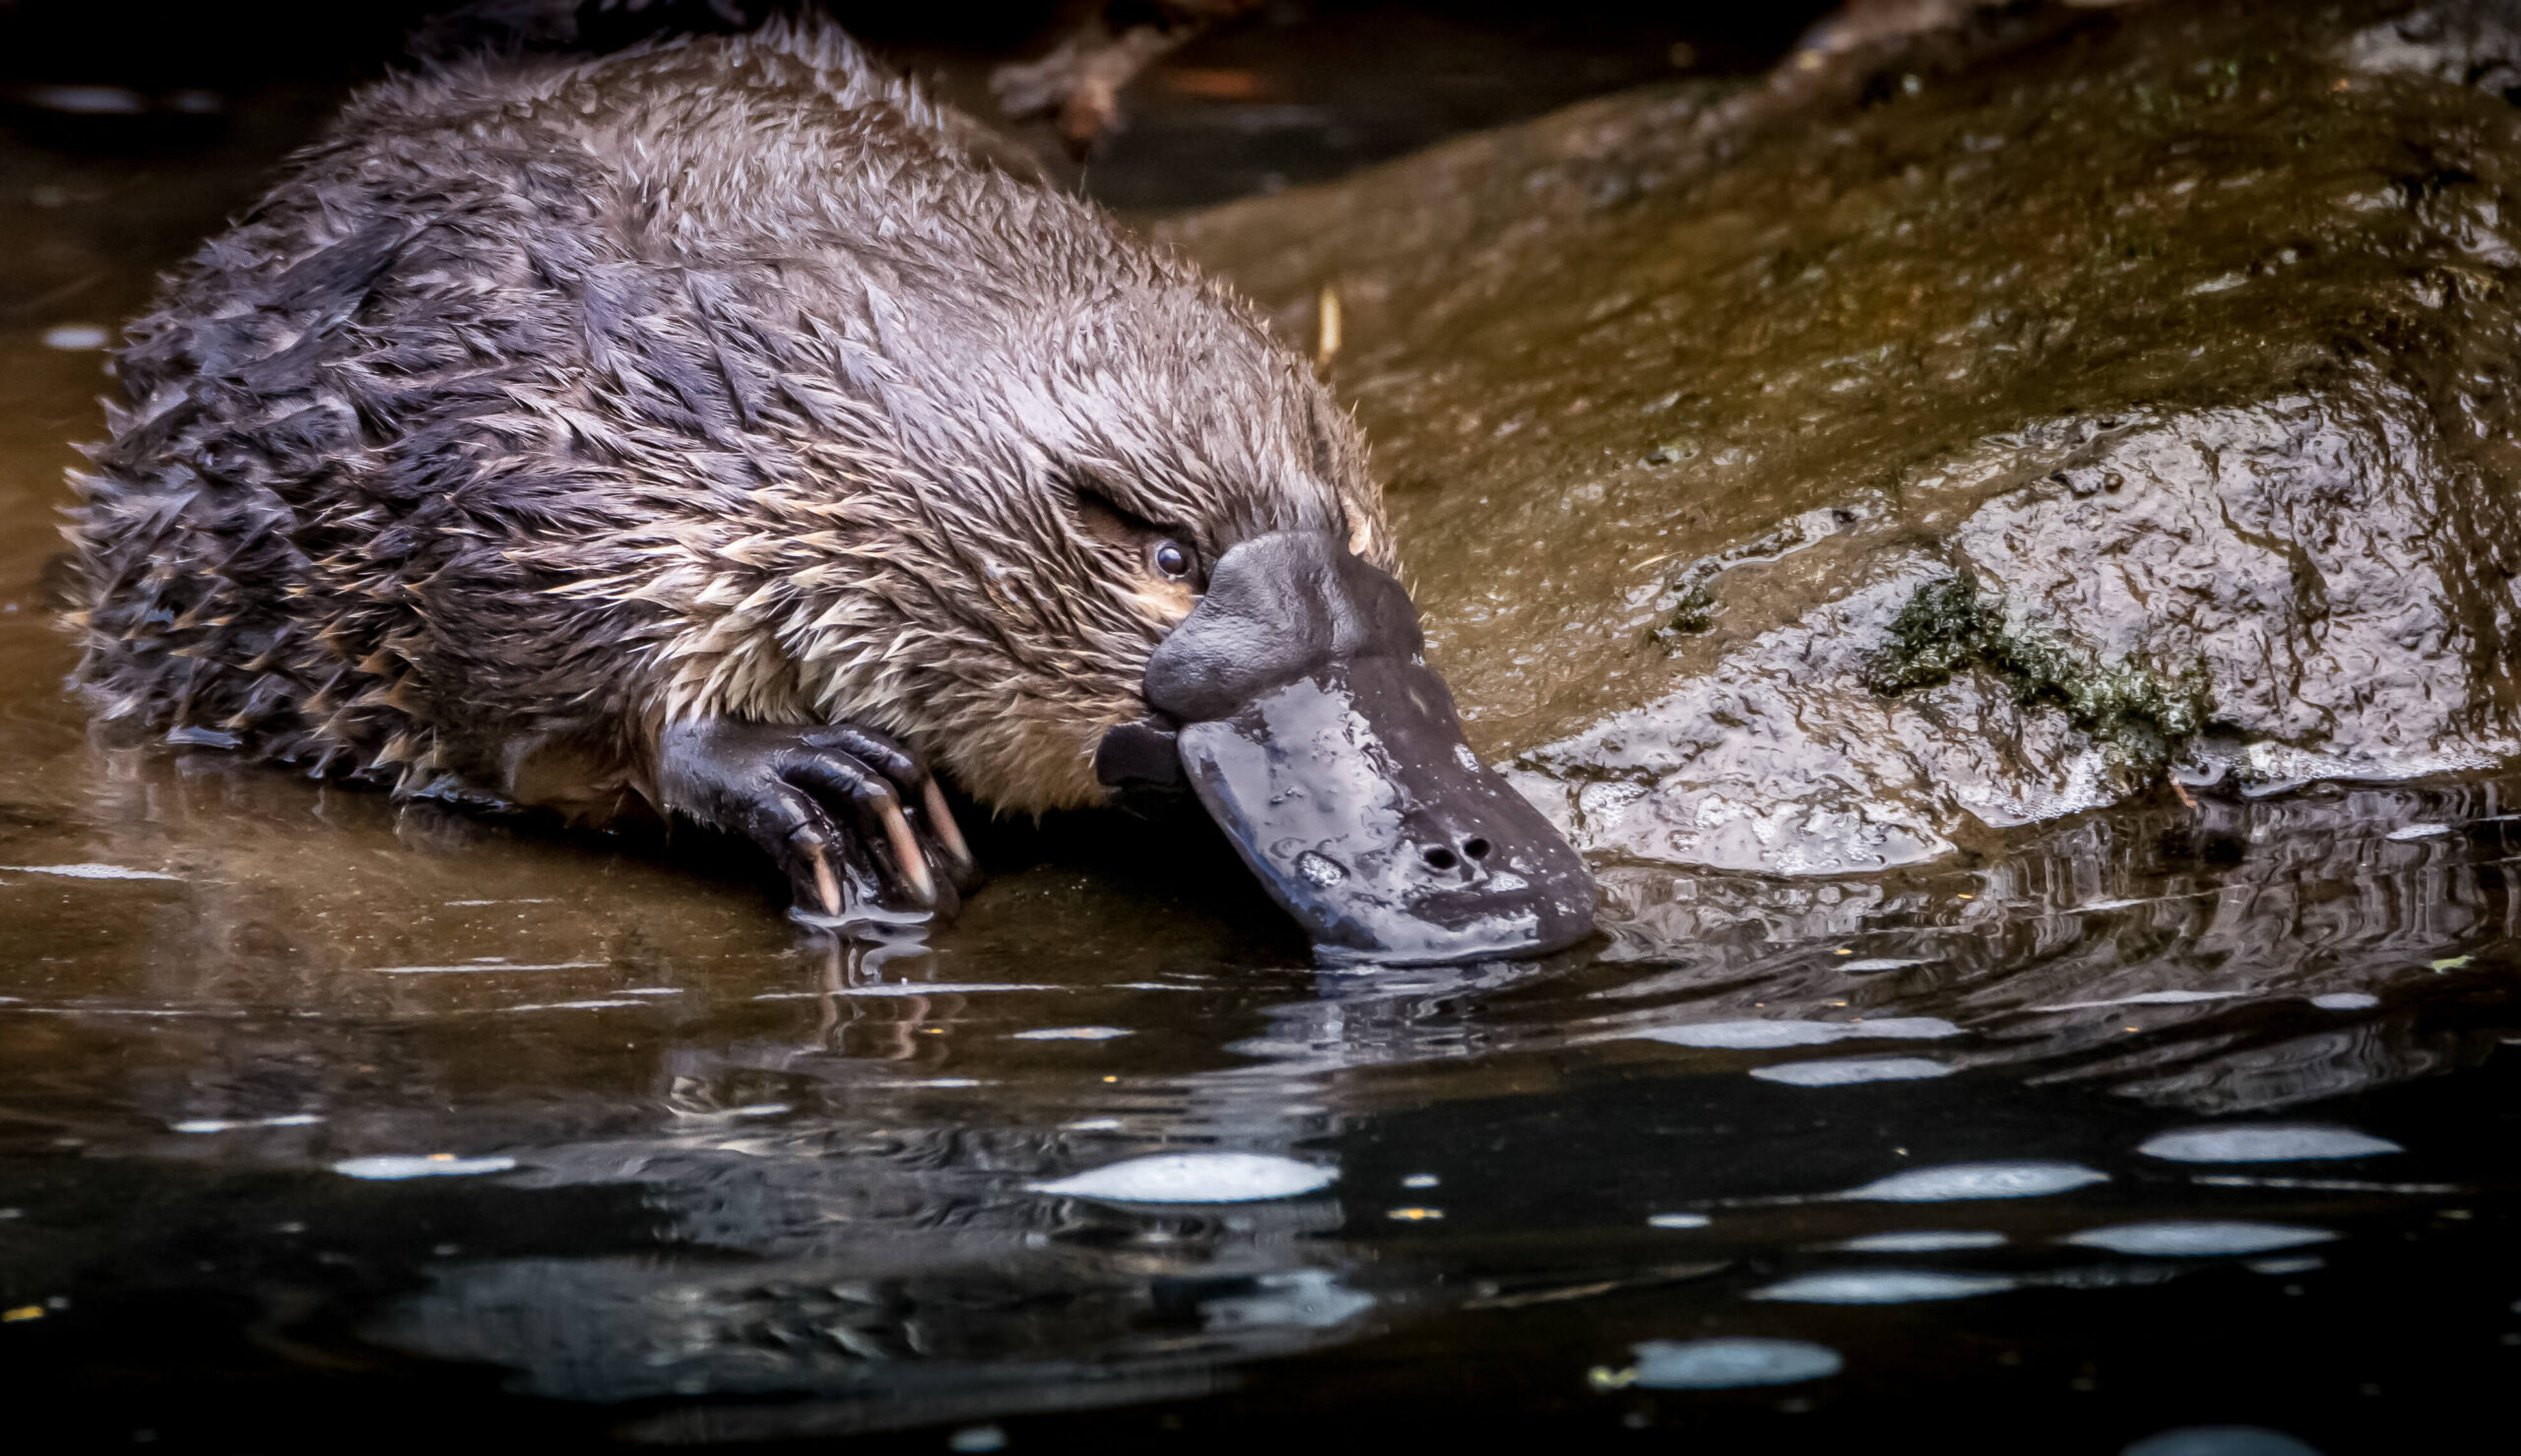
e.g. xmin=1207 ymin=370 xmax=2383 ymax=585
xmin=1167 ymin=0 xmax=2521 ymax=875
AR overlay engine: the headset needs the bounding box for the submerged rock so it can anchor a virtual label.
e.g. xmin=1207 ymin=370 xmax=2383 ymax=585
xmin=1168 ymin=0 xmax=2521 ymax=874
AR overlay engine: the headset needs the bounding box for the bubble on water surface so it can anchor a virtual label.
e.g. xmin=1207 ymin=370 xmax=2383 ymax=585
xmin=2065 ymin=1221 xmax=2335 ymax=1256
xmin=1828 ymin=1231 xmax=2006 ymax=1252
xmin=1626 ymin=1337 xmax=1843 ymax=1389
xmin=0 ymin=862 xmax=178 ymax=881
xmin=1629 ymin=1017 xmax=1960 ymax=1049
xmin=2138 ymin=1126 xmax=2401 ymax=1163
xmin=2310 ymin=992 xmax=2379 ymax=1010
xmin=1031 ymin=1152 xmax=1336 ymax=1203
xmin=1647 ymin=1213 xmax=1710 ymax=1229
xmin=1753 ymin=1270 xmax=2018 ymax=1303
xmin=1751 ymin=1056 xmax=1952 ymax=1087
xmin=1011 ymin=1026 xmax=1132 ymax=1041
xmin=332 ymin=1154 xmax=517 ymax=1180
xmin=38 ymin=324 xmax=109 ymax=349
xmin=2121 ymin=1424 xmax=2325 ymax=1456
xmin=1842 ymin=1161 xmax=2108 ymax=1202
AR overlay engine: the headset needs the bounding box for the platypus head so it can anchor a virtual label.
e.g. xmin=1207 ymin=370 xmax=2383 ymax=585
xmin=1118 ymin=529 xmax=1599 ymax=965
xmin=851 ymin=267 xmax=1593 ymax=966
xmin=594 ymin=34 xmax=1593 ymax=963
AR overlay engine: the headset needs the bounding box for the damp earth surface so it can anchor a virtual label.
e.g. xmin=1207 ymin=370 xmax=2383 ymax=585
xmin=4 ymin=2 xmax=2521 ymax=1450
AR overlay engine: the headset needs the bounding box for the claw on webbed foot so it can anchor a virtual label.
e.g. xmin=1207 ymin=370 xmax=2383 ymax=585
xmin=655 ymin=716 xmax=984 ymax=930
xmin=872 ymin=788 xmax=937 ymax=909
xmin=921 ymin=778 xmax=978 ymax=885
xmin=789 ymin=825 xmax=843 ymax=919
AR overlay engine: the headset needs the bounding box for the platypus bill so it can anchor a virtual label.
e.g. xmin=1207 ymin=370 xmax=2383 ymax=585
xmin=63 ymin=17 xmax=1595 ymax=965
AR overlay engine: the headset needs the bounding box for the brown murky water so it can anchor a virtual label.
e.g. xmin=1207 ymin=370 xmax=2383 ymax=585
xmin=5 ymin=9 xmax=2521 ymax=1453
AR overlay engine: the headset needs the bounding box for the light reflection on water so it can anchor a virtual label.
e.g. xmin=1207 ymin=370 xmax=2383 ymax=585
xmin=1752 ymin=1270 xmax=2021 ymax=1304
xmin=1622 ymin=1337 xmax=1844 ymax=1390
xmin=1840 ymin=1163 xmax=2112 ymax=1203
xmin=2137 ymin=1126 xmax=2405 ymax=1164
xmin=2062 ymin=1223 xmax=2338 ymax=1258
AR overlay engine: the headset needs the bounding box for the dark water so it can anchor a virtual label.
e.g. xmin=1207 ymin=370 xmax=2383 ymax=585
xmin=6 ymin=20 xmax=2521 ymax=1456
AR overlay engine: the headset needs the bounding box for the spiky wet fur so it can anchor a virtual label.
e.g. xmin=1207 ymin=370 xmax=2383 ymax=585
xmin=65 ymin=17 xmax=1392 ymax=820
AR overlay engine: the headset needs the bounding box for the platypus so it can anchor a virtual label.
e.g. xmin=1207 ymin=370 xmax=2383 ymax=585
xmin=63 ymin=16 xmax=1595 ymax=964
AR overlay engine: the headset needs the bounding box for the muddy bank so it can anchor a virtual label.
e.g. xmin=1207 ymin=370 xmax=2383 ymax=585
xmin=1168 ymin=0 xmax=2521 ymax=875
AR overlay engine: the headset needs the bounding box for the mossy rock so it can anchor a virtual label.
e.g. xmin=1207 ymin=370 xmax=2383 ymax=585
xmin=1172 ymin=0 xmax=2521 ymax=873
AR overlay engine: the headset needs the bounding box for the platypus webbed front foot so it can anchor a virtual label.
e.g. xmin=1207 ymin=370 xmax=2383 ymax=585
xmin=656 ymin=718 xmax=980 ymax=929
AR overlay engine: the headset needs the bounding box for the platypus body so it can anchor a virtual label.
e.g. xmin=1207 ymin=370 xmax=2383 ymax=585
xmin=66 ymin=17 xmax=1594 ymax=963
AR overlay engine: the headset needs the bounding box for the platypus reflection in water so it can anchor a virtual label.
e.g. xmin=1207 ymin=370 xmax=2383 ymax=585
xmin=63 ymin=17 xmax=1595 ymax=964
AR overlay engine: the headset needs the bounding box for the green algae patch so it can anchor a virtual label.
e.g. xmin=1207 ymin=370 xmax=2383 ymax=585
xmin=1657 ymin=580 xmax=1718 ymax=638
xmin=1867 ymin=573 xmax=2211 ymax=769
xmin=1865 ymin=576 xmax=1990 ymax=697
xmin=1983 ymin=632 xmax=2212 ymax=760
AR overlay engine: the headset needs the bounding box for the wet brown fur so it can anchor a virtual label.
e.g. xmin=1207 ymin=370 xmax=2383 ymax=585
xmin=64 ymin=17 xmax=1392 ymax=822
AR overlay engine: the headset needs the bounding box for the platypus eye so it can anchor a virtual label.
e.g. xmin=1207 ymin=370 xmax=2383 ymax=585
xmin=1072 ymin=484 xmax=1202 ymax=592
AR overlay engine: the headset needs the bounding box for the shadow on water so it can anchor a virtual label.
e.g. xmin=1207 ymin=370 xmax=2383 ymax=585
xmin=1 ymin=6 xmax=2517 ymax=1454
